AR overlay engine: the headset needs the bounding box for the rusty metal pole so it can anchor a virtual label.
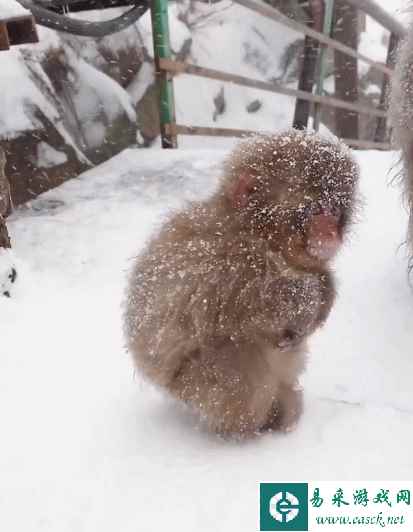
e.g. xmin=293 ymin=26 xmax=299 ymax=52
xmin=313 ymin=0 xmax=335 ymax=131
xmin=293 ymin=0 xmax=324 ymax=130
xmin=150 ymin=0 xmax=178 ymax=148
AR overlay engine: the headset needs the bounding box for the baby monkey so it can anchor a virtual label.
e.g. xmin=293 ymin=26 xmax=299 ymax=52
xmin=124 ymin=130 xmax=359 ymax=438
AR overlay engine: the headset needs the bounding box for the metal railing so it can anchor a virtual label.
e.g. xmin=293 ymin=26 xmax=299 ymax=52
xmin=151 ymin=0 xmax=404 ymax=150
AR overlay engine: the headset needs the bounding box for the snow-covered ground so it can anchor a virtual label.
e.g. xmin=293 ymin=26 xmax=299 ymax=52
xmin=0 ymin=145 xmax=412 ymax=531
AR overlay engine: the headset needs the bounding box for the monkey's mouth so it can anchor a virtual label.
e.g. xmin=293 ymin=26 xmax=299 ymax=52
xmin=305 ymin=213 xmax=341 ymax=261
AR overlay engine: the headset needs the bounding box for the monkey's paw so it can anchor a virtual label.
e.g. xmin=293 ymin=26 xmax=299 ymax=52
xmin=263 ymin=385 xmax=303 ymax=434
xmin=0 ymin=248 xmax=17 ymax=298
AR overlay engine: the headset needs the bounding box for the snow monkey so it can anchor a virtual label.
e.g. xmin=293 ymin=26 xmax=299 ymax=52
xmin=390 ymin=25 xmax=413 ymax=267
xmin=124 ymin=130 xmax=359 ymax=438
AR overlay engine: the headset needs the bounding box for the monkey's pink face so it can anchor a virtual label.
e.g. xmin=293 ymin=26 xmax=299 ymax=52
xmin=231 ymin=170 xmax=356 ymax=265
xmin=276 ymin=177 xmax=354 ymax=264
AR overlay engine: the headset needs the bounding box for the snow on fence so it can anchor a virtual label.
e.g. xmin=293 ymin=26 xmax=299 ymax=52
xmin=152 ymin=0 xmax=403 ymax=150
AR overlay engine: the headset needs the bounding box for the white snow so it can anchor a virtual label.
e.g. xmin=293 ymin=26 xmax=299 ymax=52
xmin=0 ymin=146 xmax=412 ymax=531
xmin=72 ymin=51 xmax=136 ymax=124
xmin=0 ymin=0 xmax=29 ymax=18
xmin=37 ymin=142 xmax=68 ymax=168
xmin=127 ymin=61 xmax=154 ymax=105
xmin=0 ymin=49 xmax=59 ymax=138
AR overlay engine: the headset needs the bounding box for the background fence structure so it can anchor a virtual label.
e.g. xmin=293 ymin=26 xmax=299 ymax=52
xmin=150 ymin=0 xmax=406 ymax=150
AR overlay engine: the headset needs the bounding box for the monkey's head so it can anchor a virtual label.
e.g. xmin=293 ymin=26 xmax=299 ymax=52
xmin=222 ymin=130 xmax=359 ymax=268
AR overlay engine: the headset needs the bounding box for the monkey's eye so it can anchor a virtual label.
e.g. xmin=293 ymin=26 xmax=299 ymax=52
xmin=277 ymin=329 xmax=301 ymax=350
xmin=330 ymin=205 xmax=342 ymax=218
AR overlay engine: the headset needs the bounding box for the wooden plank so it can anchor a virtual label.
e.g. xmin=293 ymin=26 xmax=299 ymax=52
xmin=313 ymin=0 xmax=335 ymax=131
xmin=167 ymin=123 xmax=392 ymax=150
xmin=0 ymin=15 xmax=39 ymax=48
xmin=0 ymin=21 xmax=10 ymax=51
xmin=342 ymin=138 xmax=391 ymax=150
xmin=5 ymin=15 xmax=38 ymax=46
xmin=375 ymin=32 xmax=399 ymax=143
xmin=333 ymin=0 xmax=359 ymax=140
xmin=232 ymin=0 xmax=393 ymax=77
xmin=293 ymin=0 xmax=323 ymax=129
xmin=159 ymin=58 xmax=388 ymax=119
xmin=166 ymin=124 xmax=257 ymax=138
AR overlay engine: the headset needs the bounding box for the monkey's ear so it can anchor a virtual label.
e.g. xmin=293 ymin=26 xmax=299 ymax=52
xmin=229 ymin=172 xmax=256 ymax=208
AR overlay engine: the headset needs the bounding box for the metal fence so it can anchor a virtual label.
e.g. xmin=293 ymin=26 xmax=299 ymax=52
xmin=150 ymin=0 xmax=405 ymax=150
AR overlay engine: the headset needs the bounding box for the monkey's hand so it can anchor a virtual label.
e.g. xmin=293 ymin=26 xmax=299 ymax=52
xmin=259 ymin=275 xmax=326 ymax=345
xmin=263 ymin=383 xmax=303 ymax=434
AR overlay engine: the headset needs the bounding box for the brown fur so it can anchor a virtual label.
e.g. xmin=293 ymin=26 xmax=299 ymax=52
xmin=123 ymin=130 xmax=359 ymax=438
xmin=389 ymin=24 xmax=413 ymax=267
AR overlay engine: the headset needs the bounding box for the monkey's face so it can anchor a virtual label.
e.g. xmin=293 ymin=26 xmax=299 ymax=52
xmin=226 ymin=132 xmax=359 ymax=265
xmin=276 ymin=159 xmax=357 ymax=263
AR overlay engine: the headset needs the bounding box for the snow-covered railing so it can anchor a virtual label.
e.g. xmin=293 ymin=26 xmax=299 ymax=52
xmin=235 ymin=0 xmax=392 ymax=78
xmin=164 ymin=124 xmax=391 ymax=152
xmin=152 ymin=0 xmax=400 ymax=150
xmin=160 ymin=58 xmax=388 ymax=119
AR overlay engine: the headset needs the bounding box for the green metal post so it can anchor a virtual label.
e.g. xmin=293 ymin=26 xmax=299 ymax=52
xmin=313 ymin=0 xmax=335 ymax=132
xmin=150 ymin=0 xmax=177 ymax=148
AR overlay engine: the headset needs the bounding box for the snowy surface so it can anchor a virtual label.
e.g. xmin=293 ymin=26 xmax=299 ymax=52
xmin=1 ymin=146 xmax=413 ymax=531
xmin=37 ymin=142 xmax=68 ymax=168
xmin=0 ymin=0 xmax=28 ymax=18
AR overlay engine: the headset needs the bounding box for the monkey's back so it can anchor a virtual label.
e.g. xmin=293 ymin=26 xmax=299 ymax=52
xmin=124 ymin=203 xmax=334 ymax=390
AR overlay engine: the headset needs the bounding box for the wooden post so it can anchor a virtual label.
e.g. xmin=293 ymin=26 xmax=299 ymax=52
xmin=150 ymin=0 xmax=177 ymax=148
xmin=375 ymin=32 xmax=398 ymax=143
xmin=333 ymin=0 xmax=359 ymax=141
xmin=0 ymin=14 xmax=38 ymax=51
xmin=0 ymin=8 xmax=39 ymax=295
xmin=0 ymin=147 xmax=11 ymax=250
xmin=293 ymin=0 xmax=323 ymax=130
xmin=313 ymin=0 xmax=335 ymax=131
